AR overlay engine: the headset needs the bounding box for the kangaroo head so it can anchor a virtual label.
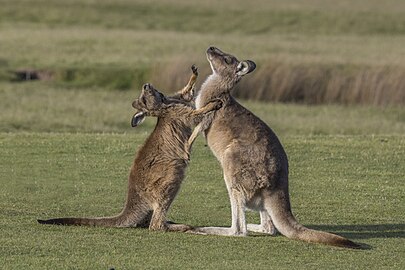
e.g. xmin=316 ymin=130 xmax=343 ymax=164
xmin=131 ymin=83 xmax=168 ymax=127
xmin=206 ymin=46 xmax=256 ymax=87
xmin=131 ymin=64 xmax=199 ymax=127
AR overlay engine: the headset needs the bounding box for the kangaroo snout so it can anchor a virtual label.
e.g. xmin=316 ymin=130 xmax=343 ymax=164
xmin=207 ymin=46 xmax=223 ymax=55
xmin=143 ymin=83 xmax=151 ymax=91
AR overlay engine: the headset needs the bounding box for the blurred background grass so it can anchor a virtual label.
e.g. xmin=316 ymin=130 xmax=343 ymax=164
xmin=0 ymin=0 xmax=404 ymax=107
xmin=1 ymin=82 xmax=404 ymax=135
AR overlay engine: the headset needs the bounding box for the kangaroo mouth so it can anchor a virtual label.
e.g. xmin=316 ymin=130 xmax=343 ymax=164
xmin=207 ymin=46 xmax=223 ymax=55
xmin=206 ymin=46 xmax=223 ymax=73
xmin=207 ymin=46 xmax=222 ymax=60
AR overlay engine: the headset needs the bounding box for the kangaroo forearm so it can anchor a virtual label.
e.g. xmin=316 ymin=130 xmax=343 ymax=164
xmin=180 ymin=71 xmax=197 ymax=95
xmin=171 ymin=65 xmax=198 ymax=101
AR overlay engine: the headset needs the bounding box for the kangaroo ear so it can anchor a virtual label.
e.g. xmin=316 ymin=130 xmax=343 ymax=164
xmin=236 ymin=60 xmax=256 ymax=76
xmin=131 ymin=111 xmax=146 ymax=127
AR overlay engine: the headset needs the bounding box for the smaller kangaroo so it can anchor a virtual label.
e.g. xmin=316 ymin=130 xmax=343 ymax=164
xmin=189 ymin=47 xmax=362 ymax=249
xmin=38 ymin=66 xmax=221 ymax=232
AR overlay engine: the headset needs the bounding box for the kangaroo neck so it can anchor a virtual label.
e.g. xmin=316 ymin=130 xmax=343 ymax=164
xmin=196 ymin=73 xmax=233 ymax=109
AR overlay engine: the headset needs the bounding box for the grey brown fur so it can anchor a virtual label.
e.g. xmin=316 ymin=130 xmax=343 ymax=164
xmin=38 ymin=66 xmax=221 ymax=232
xmin=189 ymin=47 xmax=361 ymax=248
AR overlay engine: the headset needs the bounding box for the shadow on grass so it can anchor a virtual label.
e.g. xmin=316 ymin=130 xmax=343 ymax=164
xmin=307 ymin=224 xmax=405 ymax=240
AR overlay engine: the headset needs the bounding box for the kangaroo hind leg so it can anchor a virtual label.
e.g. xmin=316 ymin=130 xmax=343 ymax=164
xmin=189 ymin=189 xmax=247 ymax=236
xmin=247 ymin=210 xmax=278 ymax=236
xmin=188 ymin=172 xmax=248 ymax=237
xmin=149 ymin=204 xmax=192 ymax=232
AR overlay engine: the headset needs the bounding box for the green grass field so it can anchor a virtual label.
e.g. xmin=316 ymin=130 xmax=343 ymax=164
xmin=1 ymin=0 xmax=405 ymax=269
xmin=1 ymin=133 xmax=404 ymax=269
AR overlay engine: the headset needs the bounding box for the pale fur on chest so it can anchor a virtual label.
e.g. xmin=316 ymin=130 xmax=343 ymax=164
xmin=195 ymin=74 xmax=234 ymax=162
xmin=196 ymin=74 xmax=219 ymax=109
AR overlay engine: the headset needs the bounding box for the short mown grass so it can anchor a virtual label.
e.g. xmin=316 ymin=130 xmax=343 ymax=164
xmin=1 ymin=0 xmax=404 ymax=269
xmin=0 ymin=133 xmax=404 ymax=269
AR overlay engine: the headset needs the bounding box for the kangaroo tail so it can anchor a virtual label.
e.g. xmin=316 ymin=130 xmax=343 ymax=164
xmin=266 ymin=190 xmax=362 ymax=249
xmin=38 ymin=216 xmax=123 ymax=227
xmin=38 ymin=210 xmax=152 ymax=228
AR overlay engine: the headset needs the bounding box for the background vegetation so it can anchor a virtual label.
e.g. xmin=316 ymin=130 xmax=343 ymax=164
xmin=0 ymin=0 xmax=404 ymax=269
xmin=1 ymin=0 xmax=405 ymax=105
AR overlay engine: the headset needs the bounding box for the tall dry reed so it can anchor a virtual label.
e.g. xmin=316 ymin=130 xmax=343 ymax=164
xmin=149 ymin=59 xmax=405 ymax=106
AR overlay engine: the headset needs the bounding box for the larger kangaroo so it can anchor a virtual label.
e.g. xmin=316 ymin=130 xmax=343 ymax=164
xmin=190 ymin=47 xmax=361 ymax=248
xmin=38 ymin=66 xmax=221 ymax=232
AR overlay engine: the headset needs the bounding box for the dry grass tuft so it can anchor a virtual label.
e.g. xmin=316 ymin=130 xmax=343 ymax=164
xmin=149 ymin=60 xmax=405 ymax=106
xmin=236 ymin=63 xmax=405 ymax=106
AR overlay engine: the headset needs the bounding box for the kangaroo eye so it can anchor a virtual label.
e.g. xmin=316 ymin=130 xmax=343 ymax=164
xmin=224 ymin=57 xmax=232 ymax=64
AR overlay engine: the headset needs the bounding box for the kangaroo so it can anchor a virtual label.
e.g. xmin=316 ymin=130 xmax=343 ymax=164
xmin=189 ymin=47 xmax=361 ymax=248
xmin=38 ymin=66 xmax=221 ymax=232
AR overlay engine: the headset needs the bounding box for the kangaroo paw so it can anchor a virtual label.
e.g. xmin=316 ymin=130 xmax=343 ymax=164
xmin=191 ymin=64 xmax=198 ymax=76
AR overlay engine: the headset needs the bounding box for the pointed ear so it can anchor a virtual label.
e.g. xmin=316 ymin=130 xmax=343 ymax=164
xmin=131 ymin=111 xmax=146 ymax=127
xmin=236 ymin=60 xmax=256 ymax=76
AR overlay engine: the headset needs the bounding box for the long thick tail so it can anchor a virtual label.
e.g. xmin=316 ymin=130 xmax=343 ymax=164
xmin=38 ymin=210 xmax=152 ymax=228
xmin=37 ymin=216 xmax=125 ymax=227
xmin=266 ymin=190 xmax=363 ymax=249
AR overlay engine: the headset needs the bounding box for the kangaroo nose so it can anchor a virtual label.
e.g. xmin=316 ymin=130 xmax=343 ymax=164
xmin=208 ymin=46 xmax=215 ymax=51
xmin=143 ymin=83 xmax=150 ymax=90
